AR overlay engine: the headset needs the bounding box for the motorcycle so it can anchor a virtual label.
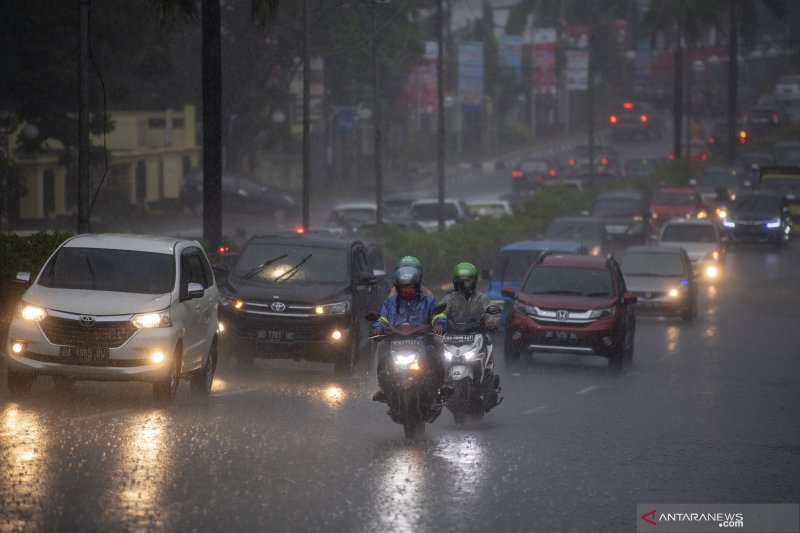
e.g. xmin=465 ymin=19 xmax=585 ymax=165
xmin=365 ymin=306 xmax=446 ymax=439
xmin=442 ymin=305 xmax=503 ymax=425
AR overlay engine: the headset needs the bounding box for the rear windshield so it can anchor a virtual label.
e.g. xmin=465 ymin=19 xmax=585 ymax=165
xmin=520 ymin=160 xmax=548 ymax=172
xmin=735 ymin=195 xmax=780 ymax=213
xmin=38 ymin=247 xmax=175 ymax=294
xmin=545 ymin=220 xmax=605 ymax=240
xmin=522 ymin=266 xmax=613 ymax=297
xmin=493 ymin=251 xmax=542 ymax=283
xmin=620 ymin=252 xmax=686 ymax=277
xmin=660 ymin=224 xmax=717 ymax=243
xmin=410 ymin=203 xmax=460 ymax=220
xmin=651 ymin=191 xmax=696 ymax=207
xmin=592 ymin=198 xmax=642 ymax=217
xmin=232 ymin=242 xmax=349 ymax=284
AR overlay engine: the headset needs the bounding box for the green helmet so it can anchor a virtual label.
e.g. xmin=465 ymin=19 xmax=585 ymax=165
xmin=452 ymin=261 xmax=478 ymax=295
xmin=396 ymin=255 xmax=423 ymax=273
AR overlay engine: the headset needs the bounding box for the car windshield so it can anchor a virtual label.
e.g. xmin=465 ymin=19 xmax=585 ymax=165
xmin=493 ymin=251 xmax=542 ymax=283
xmin=699 ymin=171 xmax=740 ymax=190
xmin=620 ymin=252 xmax=686 ymax=277
xmin=410 ymin=203 xmax=460 ymax=220
xmin=520 ymin=160 xmax=548 ymax=172
xmin=735 ymin=195 xmax=780 ymax=213
xmin=38 ymin=247 xmax=175 ymax=294
xmin=592 ymin=198 xmax=641 ymax=217
xmin=759 ymin=176 xmax=800 ymax=195
xmin=522 ymin=266 xmax=613 ymax=297
xmin=660 ymin=224 xmax=717 ymax=243
xmin=545 ymin=220 xmax=605 ymax=240
xmin=651 ymin=192 xmax=696 ymax=207
xmin=232 ymin=243 xmax=348 ymax=283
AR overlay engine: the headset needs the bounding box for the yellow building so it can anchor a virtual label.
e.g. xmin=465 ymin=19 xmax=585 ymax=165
xmin=8 ymin=105 xmax=200 ymax=222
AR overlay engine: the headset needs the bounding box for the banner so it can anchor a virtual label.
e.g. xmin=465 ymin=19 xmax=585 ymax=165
xmin=458 ymin=41 xmax=484 ymax=110
xmin=566 ymin=50 xmax=589 ymax=90
xmin=532 ymin=28 xmax=556 ymax=95
xmin=499 ymin=35 xmax=523 ymax=78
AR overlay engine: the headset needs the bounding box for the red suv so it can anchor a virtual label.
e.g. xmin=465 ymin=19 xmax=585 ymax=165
xmin=501 ymin=254 xmax=637 ymax=369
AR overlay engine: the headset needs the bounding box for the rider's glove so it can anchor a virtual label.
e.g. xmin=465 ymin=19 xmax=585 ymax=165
xmin=433 ymin=324 xmax=445 ymax=336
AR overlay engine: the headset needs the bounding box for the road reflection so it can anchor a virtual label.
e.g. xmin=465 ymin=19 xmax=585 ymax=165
xmin=106 ymin=411 xmax=173 ymax=530
xmin=368 ymin=445 xmax=426 ymax=532
xmin=434 ymin=435 xmax=487 ymax=497
xmin=0 ymin=404 xmax=49 ymax=531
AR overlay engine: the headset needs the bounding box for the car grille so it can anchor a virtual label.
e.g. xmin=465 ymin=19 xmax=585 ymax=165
xmin=633 ymin=291 xmax=666 ymax=300
xmin=39 ymin=316 xmax=138 ymax=348
xmin=22 ymin=351 xmax=149 ymax=367
xmin=228 ymin=313 xmax=343 ymax=342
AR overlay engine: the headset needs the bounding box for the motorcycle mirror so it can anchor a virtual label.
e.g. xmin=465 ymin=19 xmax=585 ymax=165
xmin=485 ymin=305 xmax=501 ymax=315
xmin=364 ymin=313 xmax=380 ymax=322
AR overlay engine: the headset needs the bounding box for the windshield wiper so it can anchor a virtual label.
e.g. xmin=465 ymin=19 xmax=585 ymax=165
xmin=274 ymin=254 xmax=313 ymax=282
xmin=585 ymin=292 xmax=610 ymax=297
xmin=531 ymin=289 xmax=582 ymax=295
xmin=85 ymin=255 xmax=96 ymax=289
xmin=242 ymin=254 xmax=288 ymax=280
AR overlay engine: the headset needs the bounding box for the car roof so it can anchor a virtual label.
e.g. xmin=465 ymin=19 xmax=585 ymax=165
xmin=538 ymin=254 xmax=609 ymax=269
xmin=499 ymin=240 xmax=586 ymax=253
xmin=660 ymin=218 xmax=716 ymax=228
xmin=248 ymin=234 xmax=357 ymax=250
xmin=63 ymin=233 xmax=189 ymax=254
xmin=410 ymin=198 xmax=461 ymax=205
xmin=623 ymin=245 xmax=686 ymax=255
xmin=653 ymin=187 xmax=696 ymax=194
xmin=332 ymin=201 xmax=377 ymax=210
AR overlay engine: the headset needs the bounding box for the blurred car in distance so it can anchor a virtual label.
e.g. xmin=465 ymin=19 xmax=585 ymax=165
xmin=544 ymin=216 xmax=607 ymax=256
xmin=656 ymin=219 xmax=725 ymax=281
xmin=608 ymin=100 xmax=665 ymax=141
xmin=541 ymin=179 xmax=586 ymax=194
xmin=742 ymin=105 xmax=792 ymax=135
xmin=466 ymin=199 xmax=513 ymax=218
xmin=722 ymin=191 xmax=792 ymax=246
xmin=692 ymin=166 xmax=746 ymax=206
xmin=619 ymin=245 xmax=697 ymax=322
xmin=772 ymin=141 xmax=800 ymax=168
xmin=511 ymin=157 xmax=562 ymax=193
xmin=567 ymin=144 xmax=620 ymax=177
xmin=382 ymin=191 xmax=432 ymax=222
xmin=591 ymin=191 xmax=654 ymax=243
xmin=735 ymin=151 xmax=774 ymax=184
xmin=327 ymin=202 xmax=377 ymax=233
xmin=649 ymin=188 xmax=706 ymax=228
xmin=757 ymin=166 xmax=800 ymax=223
xmin=407 ymin=198 xmax=470 ymax=232
xmin=773 ymin=74 xmax=800 ymax=103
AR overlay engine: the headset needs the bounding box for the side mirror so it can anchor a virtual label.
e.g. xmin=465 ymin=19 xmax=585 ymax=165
xmin=485 ymin=305 xmax=502 ymax=315
xmin=622 ymin=292 xmax=638 ymax=305
xmin=14 ymin=272 xmax=31 ymax=286
xmin=359 ymin=273 xmax=377 ymax=285
xmin=187 ymin=282 xmax=205 ymax=299
xmin=501 ymin=287 xmax=516 ymax=298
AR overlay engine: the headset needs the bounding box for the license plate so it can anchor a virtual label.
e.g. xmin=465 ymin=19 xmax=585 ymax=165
xmin=544 ymin=331 xmax=578 ymax=341
xmin=256 ymin=330 xmax=295 ymax=342
xmin=59 ymin=346 xmax=109 ymax=360
xmin=444 ymin=334 xmax=475 ymax=344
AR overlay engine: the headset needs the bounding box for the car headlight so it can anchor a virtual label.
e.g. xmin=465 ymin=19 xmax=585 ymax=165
xmin=19 ymin=303 xmax=47 ymax=322
xmin=513 ymin=301 xmax=539 ymax=316
xmin=716 ymin=208 xmax=727 ymax=220
xmin=766 ymin=218 xmax=781 ymax=229
xmin=722 ymin=219 xmax=736 ymax=228
xmin=131 ymin=310 xmax=172 ymax=329
xmin=705 ymin=249 xmax=721 ymax=261
xmin=668 ymin=288 xmax=680 ymax=298
xmin=589 ymin=245 xmax=602 ymax=256
xmin=219 ymin=294 xmax=235 ymax=307
xmin=392 ymin=352 xmax=418 ymax=367
xmin=588 ymin=307 xmax=615 ymax=319
xmin=696 ymin=210 xmax=708 ymax=219
xmin=314 ymin=301 xmax=349 ymax=315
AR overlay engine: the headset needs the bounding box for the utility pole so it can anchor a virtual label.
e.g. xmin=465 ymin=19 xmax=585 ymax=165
xmin=727 ymin=0 xmax=738 ymax=164
xmin=372 ymin=5 xmax=383 ymax=228
xmin=437 ymin=0 xmax=446 ymax=231
xmin=77 ymin=0 xmax=91 ymax=234
xmin=202 ymin=0 xmax=223 ymax=251
xmin=302 ymin=0 xmax=311 ymax=231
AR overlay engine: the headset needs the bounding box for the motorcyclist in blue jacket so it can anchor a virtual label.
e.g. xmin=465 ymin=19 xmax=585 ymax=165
xmin=371 ymin=264 xmax=448 ymax=403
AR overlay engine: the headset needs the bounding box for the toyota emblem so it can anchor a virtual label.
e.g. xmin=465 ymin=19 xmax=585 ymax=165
xmin=270 ymin=302 xmax=286 ymax=312
xmin=556 ymin=310 xmax=569 ymax=320
xmin=79 ymin=316 xmax=96 ymax=327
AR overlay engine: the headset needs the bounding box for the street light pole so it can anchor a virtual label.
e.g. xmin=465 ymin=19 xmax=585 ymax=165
xmin=77 ymin=0 xmax=91 ymax=234
xmin=372 ymin=6 xmax=383 ymax=228
xmin=437 ymin=0 xmax=446 ymax=232
xmin=302 ymin=0 xmax=311 ymax=231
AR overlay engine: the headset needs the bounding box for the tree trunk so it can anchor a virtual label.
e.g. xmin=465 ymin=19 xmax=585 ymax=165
xmin=202 ymin=0 xmax=223 ymax=251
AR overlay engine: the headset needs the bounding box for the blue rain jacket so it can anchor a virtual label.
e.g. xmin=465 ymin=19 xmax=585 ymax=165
xmin=373 ymin=294 xmax=447 ymax=331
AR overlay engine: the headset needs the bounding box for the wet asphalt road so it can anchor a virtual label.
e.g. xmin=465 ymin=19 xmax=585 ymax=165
xmin=2 ymin=239 xmax=799 ymax=532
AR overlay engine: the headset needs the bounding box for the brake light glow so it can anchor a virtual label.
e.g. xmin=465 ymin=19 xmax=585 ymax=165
xmin=609 ymin=114 xmax=618 ymax=124
xmin=548 ymin=169 xmax=557 ymax=177
xmin=512 ymin=170 xmax=523 ymax=178
xmin=772 ymin=112 xmax=778 ymax=123
xmin=623 ymin=102 xmax=634 ymax=109
xmin=218 ymin=245 xmax=230 ymax=253
xmin=640 ymin=114 xmax=648 ymax=123
xmin=295 ymin=226 xmax=306 ymax=234
xmin=600 ymin=158 xmax=608 ymax=166
xmin=569 ymin=159 xmax=576 ymax=166
xmin=700 ymin=153 xmax=708 ymax=161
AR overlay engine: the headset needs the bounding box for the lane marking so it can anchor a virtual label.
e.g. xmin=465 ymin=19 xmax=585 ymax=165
xmin=522 ymin=406 xmax=546 ymax=415
xmin=576 ymin=385 xmax=600 ymax=395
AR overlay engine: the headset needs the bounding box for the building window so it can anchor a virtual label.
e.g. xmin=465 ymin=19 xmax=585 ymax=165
xmin=148 ymin=118 xmax=166 ymax=129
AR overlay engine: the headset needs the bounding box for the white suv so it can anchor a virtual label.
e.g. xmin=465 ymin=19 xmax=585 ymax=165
xmin=4 ymin=234 xmax=219 ymax=401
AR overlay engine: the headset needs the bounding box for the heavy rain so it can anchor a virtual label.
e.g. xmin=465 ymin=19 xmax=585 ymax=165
xmin=1 ymin=1 xmax=800 ymax=531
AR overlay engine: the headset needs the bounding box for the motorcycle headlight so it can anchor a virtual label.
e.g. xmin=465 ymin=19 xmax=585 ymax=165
xmin=18 ymin=303 xmax=47 ymax=322
xmin=588 ymin=307 xmax=615 ymax=319
xmin=131 ymin=310 xmax=172 ymax=329
xmin=392 ymin=353 xmax=419 ymax=367
xmin=314 ymin=301 xmax=349 ymax=315
xmin=461 ymin=349 xmax=478 ymax=360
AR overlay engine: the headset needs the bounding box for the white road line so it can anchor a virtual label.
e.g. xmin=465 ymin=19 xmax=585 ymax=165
xmin=522 ymin=406 xmax=546 ymax=415
xmin=576 ymin=385 xmax=600 ymax=395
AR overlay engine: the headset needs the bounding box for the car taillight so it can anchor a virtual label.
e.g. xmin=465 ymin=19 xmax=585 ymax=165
xmin=548 ymin=169 xmax=557 ymax=177
xmin=600 ymin=158 xmax=608 ymax=166
xmin=709 ymin=136 xmax=715 ymax=144
xmin=295 ymin=226 xmax=305 ymax=234
xmin=640 ymin=114 xmax=648 ymax=123
xmin=218 ymin=246 xmax=230 ymax=253
xmin=569 ymin=159 xmax=576 ymax=166
xmin=700 ymin=153 xmax=708 ymax=161
xmin=512 ymin=170 xmax=523 ymax=178
xmin=623 ymin=102 xmax=634 ymax=109
xmin=609 ymin=114 xmax=618 ymax=124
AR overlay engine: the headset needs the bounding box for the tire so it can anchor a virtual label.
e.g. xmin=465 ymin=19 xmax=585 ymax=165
xmin=53 ymin=376 xmax=74 ymax=393
xmin=403 ymin=418 xmax=418 ymax=439
xmin=153 ymin=349 xmax=180 ymax=402
xmin=452 ymin=410 xmax=467 ymax=425
xmin=681 ymin=299 xmax=697 ymax=323
xmin=334 ymin=331 xmax=358 ymax=375
xmin=470 ymin=410 xmax=485 ymax=422
xmin=190 ymin=341 xmax=217 ymax=396
xmin=8 ymin=372 xmax=34 ymax=395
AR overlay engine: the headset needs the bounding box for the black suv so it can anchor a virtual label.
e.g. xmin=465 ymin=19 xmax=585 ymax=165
xmin=591 ymin=191 xmax=654 ymax=243
xmin=218 ymin=234 xmax=389 ymax=373
xmin=722 ymin=191 xmax=792 ymax=246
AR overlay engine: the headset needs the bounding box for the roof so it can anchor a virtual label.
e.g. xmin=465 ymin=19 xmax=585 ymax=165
xmin=653 ymin=187 xmax=697 ymax=194
xmin=331 ymin=202 xmax=377 ymax=211
xmin=248 ymin=234 xmax=358 ymax=250
xmin=63 ymin=233 xmax=187 ymax=254
xmin=538 ymin=254 xmax=609 ymax=269
xmin=622 ymin=245 xmax=686 ymax=255
xmin=499 ymin=240 xmax=586 ymax=253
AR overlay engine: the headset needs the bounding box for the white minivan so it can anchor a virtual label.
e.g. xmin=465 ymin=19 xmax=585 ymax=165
xmin=5 ymin=234 xmax=219 ymax=401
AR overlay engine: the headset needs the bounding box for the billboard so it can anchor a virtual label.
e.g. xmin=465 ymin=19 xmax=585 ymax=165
xmin=458 ymin=41 xmax=484 ymax=110
xmin=532 ymin=28 xmax=557 ymax=95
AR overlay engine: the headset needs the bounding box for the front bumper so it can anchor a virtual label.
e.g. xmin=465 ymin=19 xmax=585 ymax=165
xmin=631 ymin=291 xmax=691 ymax=315
xmin=506 ymin=311 xmax=620 ymax=358
xmin=5 ymin=318 xmax=178 ymax=382
xmin=726 ymin=223 xmax=789 ymax=243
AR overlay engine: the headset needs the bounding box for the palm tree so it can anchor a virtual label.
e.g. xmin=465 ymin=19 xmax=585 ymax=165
xmin=153 ymin=0 xmax=278 ymax=250
xmin=643 ymin=1 xmax=717 ymax=160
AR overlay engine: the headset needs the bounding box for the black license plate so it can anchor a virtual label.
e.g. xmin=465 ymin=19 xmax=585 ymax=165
xmin=544 ymin=331 xmax=578 ymax=341
xmin=256 ymin=330 xmax=295 ymax=342
xmin=59 ymin=346 xmax=109 ymax=360
xmin=444 ymin=334 xmax=475 ymax=344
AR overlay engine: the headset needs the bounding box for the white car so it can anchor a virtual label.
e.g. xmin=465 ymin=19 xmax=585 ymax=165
xmin=407 ymin=198 xmax=470 ymax=232
xmin=327 ymin=201 xmax=377 ymax=231
xmin=5 ymin=234 xmax=219 ymax=401
xmin=656 ymin=219 xmax=726 ymax=280
xmin=774 ymin=75 xmax=800 ymax=104
xmin=466 ymin=199 xmax=512 ymax=218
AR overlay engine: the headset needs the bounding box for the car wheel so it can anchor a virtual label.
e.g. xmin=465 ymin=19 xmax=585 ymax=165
xmin=53 ymin=376 xmax=74 ymax=393
xmin=153 ymin=349 xmax=180 ymax=402
xmin=8 ymin=371 xmax=34 ymax=395
xmin=190 ymin=341 xmax=217 ymax=396
xmin=623 ymin=332 xmax=634 ymax=367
